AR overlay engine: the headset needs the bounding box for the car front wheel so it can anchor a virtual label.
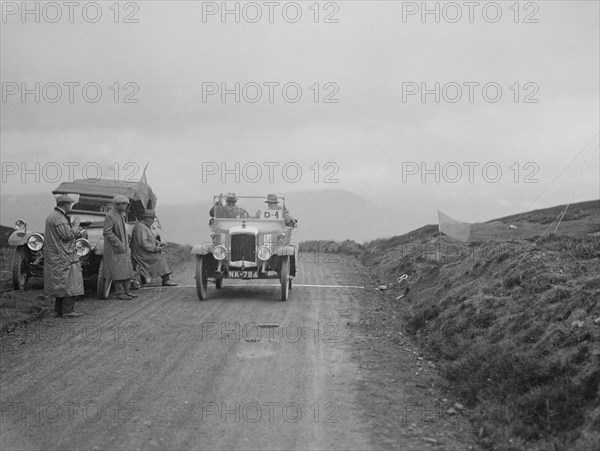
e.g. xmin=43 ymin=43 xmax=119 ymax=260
xmin=196 ymin=256 xmax=208 ymax=300
xmin=280 ymin=256 xmax=289 ymax=301
xmin=12 ymin=246 xmax=27 ymax=291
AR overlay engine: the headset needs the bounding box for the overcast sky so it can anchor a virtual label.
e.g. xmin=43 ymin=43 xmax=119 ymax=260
xmin=1 ymin=1 xmax=599 ymax=232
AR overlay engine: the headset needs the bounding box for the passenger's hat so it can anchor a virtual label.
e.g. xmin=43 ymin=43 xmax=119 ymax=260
xmin=112 ymin=194 xmax=130 ymax=204
xmin=142 ymin=209 xmax=156 ymax=218
xmin=56 ymin=194 xmax=75 ymax=205
xmin=225 ymin=193 xmax=237 ymax=202
xmin=265 ymin=194 xmax=279 ymax=203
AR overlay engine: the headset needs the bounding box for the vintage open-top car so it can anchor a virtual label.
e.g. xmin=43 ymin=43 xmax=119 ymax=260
xmin=191 ymin=194 xmax=298 ymax=301
xmin=8 ymin=178 xmax=158 ymax=298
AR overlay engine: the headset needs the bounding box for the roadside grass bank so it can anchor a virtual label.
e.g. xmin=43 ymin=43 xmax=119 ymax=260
xmin=358 ymin=207 xmax=600 ymax=450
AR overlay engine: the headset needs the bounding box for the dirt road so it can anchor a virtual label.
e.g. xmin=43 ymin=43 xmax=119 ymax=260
xmin=1 ymin=254 xmax=476 ymax=450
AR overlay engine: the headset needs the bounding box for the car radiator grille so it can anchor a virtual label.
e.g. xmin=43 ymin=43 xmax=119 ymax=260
xmin=230 ymin=234 xmax=256 ymax=262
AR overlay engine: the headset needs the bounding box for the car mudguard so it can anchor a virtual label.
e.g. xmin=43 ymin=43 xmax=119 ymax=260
xmin=8 ymin=230 xmax=33 ymax=247
xmin=274 ymin=245 xmax=297 ymax=257
xmin=191 ymin=243 xmax=215 ymax=256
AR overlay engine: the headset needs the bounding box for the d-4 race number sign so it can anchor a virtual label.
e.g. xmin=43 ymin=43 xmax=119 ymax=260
xmin=260 ymin=210 xmax=282 ymax=219
xmin=229 ymin=270 xmax=258 ymax=279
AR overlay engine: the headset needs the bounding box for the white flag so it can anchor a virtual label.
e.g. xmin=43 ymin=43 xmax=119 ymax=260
xmin=438 ymin=210 xmax=471 ymax=242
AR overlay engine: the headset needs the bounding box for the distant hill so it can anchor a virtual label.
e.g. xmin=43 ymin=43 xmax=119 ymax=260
xmin=491 ymin=199 xmax=600 ymax=224
xmin=3 ymin=192 xmax=598 ymax=246
xmin=158 ymin=189 xmax=402 ymax=245
xmin=0 ymin=189 xmax=407 ymax=245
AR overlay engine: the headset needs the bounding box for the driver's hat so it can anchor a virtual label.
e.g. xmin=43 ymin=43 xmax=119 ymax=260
xmin=112 ymin=194 xmax=130 ymax=204
xmin=225 ymin=193 xmax=237 ymax=203
xmin=265 ymin=194 xmax=279 ymax=204
xmin=56 ymin=194 xmax=75 ymax=205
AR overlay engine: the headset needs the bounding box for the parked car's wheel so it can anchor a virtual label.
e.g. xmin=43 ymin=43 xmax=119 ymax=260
xmin=12 ymin=246 xmax=28 ymax=291
xmin=196 ymin=256 xmax=208 ymax=300
xmin=97 ymin=258 xmax=112 ymax=300
xmin=215 ymin=275 xmax=223 ymax=289
xmin=280 ymin=256 xmax=289 ymax=301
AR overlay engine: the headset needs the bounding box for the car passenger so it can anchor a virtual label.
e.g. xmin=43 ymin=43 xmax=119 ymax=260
xmin=256 ymin=193 xmax=298 ymax=227
xmin=209 ymin=193 xmax=248 ymax=219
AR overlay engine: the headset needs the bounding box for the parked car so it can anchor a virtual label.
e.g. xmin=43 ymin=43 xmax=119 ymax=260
xmin=8 ymin=178 xmax=159 ymax=298
xmin=192 ymin=194 xmax=298 ymax=301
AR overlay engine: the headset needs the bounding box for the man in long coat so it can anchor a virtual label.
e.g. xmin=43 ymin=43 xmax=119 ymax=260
xmin=44 ymin=194 xmax=85 ymax=317
xmin=103 ymin=195 xmax=137 ymax=300
xmin=131 ymin=210 xmax=177 ymax=286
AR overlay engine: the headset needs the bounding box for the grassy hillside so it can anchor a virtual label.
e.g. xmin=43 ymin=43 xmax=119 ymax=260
xmin=361 ymin=200 xmax=600 ymax=450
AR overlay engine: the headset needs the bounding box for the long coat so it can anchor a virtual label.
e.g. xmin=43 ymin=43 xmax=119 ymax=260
xmin=44 ymin=208 xmax=84 ymax=298
xmin=103 ymin=208 xmax=133 ymax=281
xmin=131 ymin=222 xmax=172 ymax=281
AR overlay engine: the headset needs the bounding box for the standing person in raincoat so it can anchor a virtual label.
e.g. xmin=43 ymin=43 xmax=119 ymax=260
xmin=103 ymin=195 xmax=137 ymax=300
xmin=130 ymin=210 xmax=177 ymax=286
xmin=44 ymin=194 xmax=85 ymax=317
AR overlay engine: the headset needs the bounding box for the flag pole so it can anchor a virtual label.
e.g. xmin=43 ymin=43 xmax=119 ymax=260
xmin=436 ymin=211 xmax=441 ymax=262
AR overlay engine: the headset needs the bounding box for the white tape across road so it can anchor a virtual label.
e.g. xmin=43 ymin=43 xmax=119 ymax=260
xmin=142 ymin=284 xmax=364 ymax=289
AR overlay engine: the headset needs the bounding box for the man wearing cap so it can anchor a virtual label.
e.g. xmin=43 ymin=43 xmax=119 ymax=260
xmin=44 ymin=194 xmax=85 ymax=317
xmin=209 ymin=193 xmax=248 ymax=219
xmin=103 ymin=195 xmax=137 ymax=300
xmin=257 ymin=194 xmax=297 ymax=227
xmin=130 ymin=210 xmax=177 ymax=287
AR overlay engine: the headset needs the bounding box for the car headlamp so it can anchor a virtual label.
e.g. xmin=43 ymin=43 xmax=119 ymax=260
xmin=257 ymin=245 xmax=272 ymax=261
xmin=27 ymin=233 xmax=44 ymax=251
xmin=15 ymin=219 xmax=26 ymax=230
xmin=75 ymin=238 xmax=91 ymax=257
xmin=212 ymin=245 xmax=227 ymax=261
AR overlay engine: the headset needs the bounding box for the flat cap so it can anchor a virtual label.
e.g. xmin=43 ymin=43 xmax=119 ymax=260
xmin=56 ymin=194 xmax=75 ymax=205
xmin=112 ymin=194 xmax=130 ymax=204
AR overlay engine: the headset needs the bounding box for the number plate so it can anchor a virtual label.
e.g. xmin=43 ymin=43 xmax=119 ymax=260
xmin=229 ymin=270 xmax=258 ymax=279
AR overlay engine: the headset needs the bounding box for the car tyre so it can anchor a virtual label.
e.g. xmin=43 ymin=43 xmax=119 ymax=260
xmin=12 ymin=246 xmax=27 ymax=291
xmin=97 ymin=258 xmax=112 ymax=300
xmin=196 ymin=256 xmax=208 ymax=300
xmin=280 ymin=256 xmax=289 ymax=301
